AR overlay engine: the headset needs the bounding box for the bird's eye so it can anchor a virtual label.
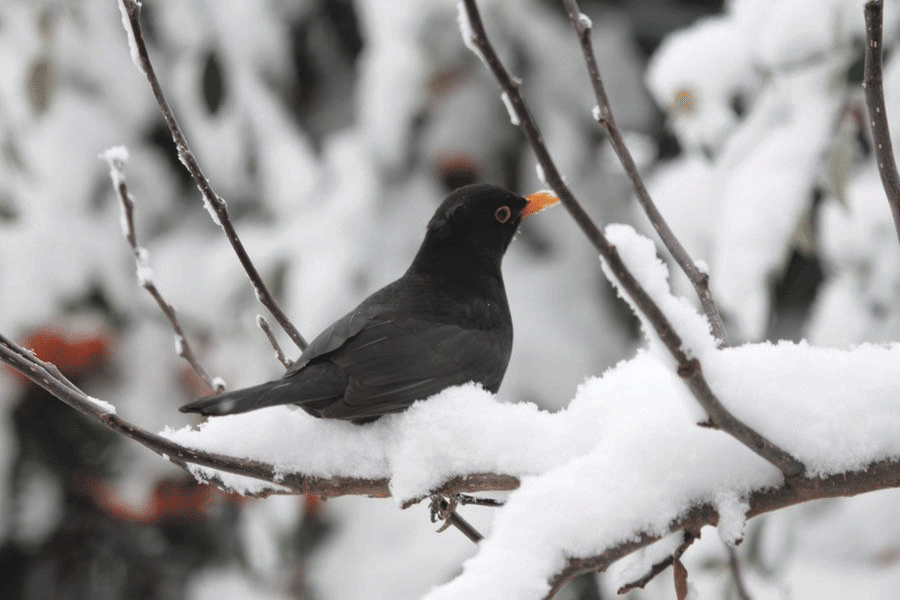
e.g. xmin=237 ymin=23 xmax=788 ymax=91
xmin=495 ymin=206 xmax=511 ymax=223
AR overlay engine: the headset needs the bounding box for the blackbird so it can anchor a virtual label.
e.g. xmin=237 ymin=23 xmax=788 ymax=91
xmin=180 ymin=183 xmax=559 ymax=423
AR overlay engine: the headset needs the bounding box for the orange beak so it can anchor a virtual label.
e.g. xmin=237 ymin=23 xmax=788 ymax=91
xmin=521 ymin=191 xmax=560 ymax=218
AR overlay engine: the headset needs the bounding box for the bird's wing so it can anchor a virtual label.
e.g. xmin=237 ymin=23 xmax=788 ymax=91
xmin=316 ymin=316 xmax=510 ymax=420
xmin=287 ymin=308 xmax=376 ymax=374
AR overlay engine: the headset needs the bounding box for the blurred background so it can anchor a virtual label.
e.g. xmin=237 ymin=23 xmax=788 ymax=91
xmin=2 ymin=0 xmax=900 ymax=598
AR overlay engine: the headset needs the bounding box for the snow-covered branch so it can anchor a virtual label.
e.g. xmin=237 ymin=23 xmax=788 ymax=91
xmin=540 ymin=457 xmax=900 ymax=599
xmin=457 ymin=0 xmax=805 ymax=480
xmin=560 ymin=0 xmax=729 ymax=346
xmin=116 ymin=0 xmax=308 ymax=351
xmin=0 ymin=330 xmax=519 ymax=501
xmin=101 ymin=146 xmax=225 ymax=394
xmin=863 ymin=0 xmax=900 ymax=246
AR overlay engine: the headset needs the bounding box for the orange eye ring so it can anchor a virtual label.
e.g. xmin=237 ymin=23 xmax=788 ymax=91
xmin=495 ymin=206 xmax=511 ymax=223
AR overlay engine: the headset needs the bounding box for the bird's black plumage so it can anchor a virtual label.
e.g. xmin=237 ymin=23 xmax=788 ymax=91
xmin=180 ymin=183 xmax=557 ymax=423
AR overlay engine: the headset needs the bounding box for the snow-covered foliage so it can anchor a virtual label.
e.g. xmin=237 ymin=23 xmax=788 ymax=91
xmin=3 ymin=0 xmax=900 ymax=598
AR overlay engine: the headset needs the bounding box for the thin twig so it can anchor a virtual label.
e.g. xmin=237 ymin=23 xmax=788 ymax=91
xmin=117 ymin=0 xmax=307 ymax=351
xmin=617 ymin=530 xmax=697 ymax=594
xmin=104 ymin=151 xmax=224 ymax=394
xmin=257 ymin=315 xmax=294 ymax=369
xmin=560 ymin=0 xmax=729 ymax=346
xmin=863 ymin=0 xmax=900 ymax=247
xmin=430 ymin=495 xmax=485 ymax=543
xmin=458 ymin=0 xmax=804 ymax=479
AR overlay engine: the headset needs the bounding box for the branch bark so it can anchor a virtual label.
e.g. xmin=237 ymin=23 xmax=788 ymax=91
xmin=458 ymin=0 xmax=804 ymax=480
xmin=543 ymin=457 xmax=900 ymax=598
xmin=0 ymin=332 xmax=519 ymax=501
xmin=3 ymin=329 xmax=900 ymax=597
xmin=103 ymin=149 xmax=224 ymax=394
xmin=117 ymin=0 xmax=308 ymax=351
xmin=560 ymin=0 xmax=729 ymax=347
xmin=863 ymin=0 xmax=900 ymax=247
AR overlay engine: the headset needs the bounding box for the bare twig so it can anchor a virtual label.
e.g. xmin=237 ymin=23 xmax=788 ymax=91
xmin=0 ymin=331 xmax=519 ymax=500
xmin=458 ymin=0 xmax=804 ymax=479
xmin=117 ymin=0 xmax=308 ymax=351
xmin=430 ymin=495 xmax=485 ymax=543
xmin=617 ymin=530 xmax=698 ymax=594
xmin=103 ymin=150 xmax=224 ymax=394
xmin=863 ymin=0 xmax=900 ymax=247
xmin=560 ymin=0 xmax=729 ymax=346
xmin=257 ymin=315 xmax=294 ymax=369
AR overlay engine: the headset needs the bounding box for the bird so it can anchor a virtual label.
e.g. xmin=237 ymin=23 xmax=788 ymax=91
xmin=180 ymin=183 xmax=559 ymax=423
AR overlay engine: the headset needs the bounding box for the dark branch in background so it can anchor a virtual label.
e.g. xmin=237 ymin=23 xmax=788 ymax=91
xmin=728 ymin=546 xmax=753 ymax=600
xmin=560 ymin=0 xmax=729 ymax=347
xmin=104 ymin=151 xmax=224 ymax=394
xmin=117 ymin=0 xmax=307 ymax=351
xmin=864 ymin=0 xmax=900 ymax=247
xmin=257 ymin=315 xmax=294 ymax=369
xmin=541 ymin=457 xmax=900 ymax=599
xmin=0 ymin=330 xmax=520 ymax=500
xmin=459 ymin=0 xmax=805 ymax=479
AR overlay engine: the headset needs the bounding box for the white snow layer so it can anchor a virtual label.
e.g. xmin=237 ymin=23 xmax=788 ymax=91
xmin=165 ymin=226 xmax=900 ymax=598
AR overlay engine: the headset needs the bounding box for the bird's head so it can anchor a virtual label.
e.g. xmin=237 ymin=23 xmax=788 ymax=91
xmin=410 ymin=183 xmax=559 ymax=277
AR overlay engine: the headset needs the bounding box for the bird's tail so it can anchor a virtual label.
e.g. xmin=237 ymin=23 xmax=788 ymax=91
xmin=180 ymin=380 xmax=298 ymax=416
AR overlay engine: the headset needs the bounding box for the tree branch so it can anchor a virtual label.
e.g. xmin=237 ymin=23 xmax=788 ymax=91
xmin=617 ymin=530 xmax=698 ymax=594
xmin=3 ymin=328 xmax=900 ymax=597
xmin=458 ymin=0 xmax=804 ymax=479
xmin=102 ymin=148 xmax=224 ymax=394
xmin=863 ymin=0 xmax=900 ymax=247
xmin=257 ymin=314 xmax=294 ymax=369
xmin=0 ymin=331 xmax=519 ymax=501
xmin=116 ymin=0 xmax=308 ymax=351
xmin=560 ymin=0 xmax=729 ymax=347
xmin=543 ymin=457 xmax=900 ymax=598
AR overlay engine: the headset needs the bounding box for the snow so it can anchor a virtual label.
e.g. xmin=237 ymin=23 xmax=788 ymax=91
xmin=714 ymin=490 xmax=749 ymax=546
xmin=602 ymin=224 xmax=716 ymax=385
xmin=116 ymin=0 xmax=144 ymax=74
xmin=5 ymin=0 xmax=900 ymax=597
xmin=100 ymin=144 xmax=129 ymax=186
xmin=134 ymin=246 xmax=154 ymax=286
xmin=535 ymin=162 xmax=547 ymax=186
xmin=163 ymin=222 xmax=900 ymax=596
xmin=165 ymin=337 xmax=900 ymax=592
xmin=456 ymin=0 xmax=488 ymax=67
xmin=577 ymin=13 xmax=592 ymax=30
xmin=500 ymin=91 xmax=519 ymax=126
xmin=86 ymin=395 xmax=117 ymax=415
